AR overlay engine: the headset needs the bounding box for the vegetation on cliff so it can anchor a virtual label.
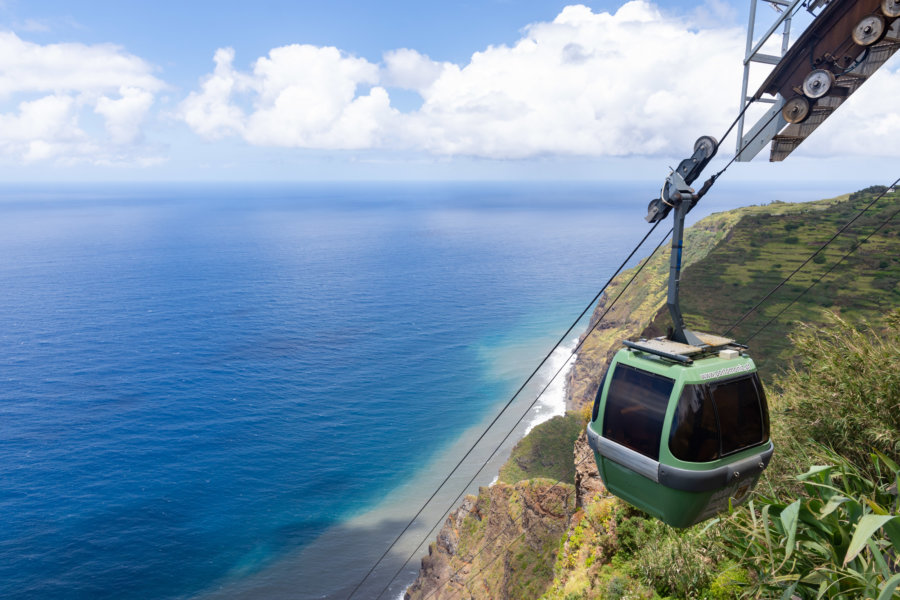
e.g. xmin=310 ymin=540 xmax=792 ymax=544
xmin=499 ymin=414 xmax=584 ymax=485
xmin=568 ymin=187 xmax=900 ymax=412
xmin=407 ymin=187 xmax=900 ymax=600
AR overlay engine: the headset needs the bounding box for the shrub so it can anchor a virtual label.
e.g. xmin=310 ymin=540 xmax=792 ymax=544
xmin=723 ymin=451 xmax=900 ymax=599
xmin=774 ymin=311 xmax=900 ymax=473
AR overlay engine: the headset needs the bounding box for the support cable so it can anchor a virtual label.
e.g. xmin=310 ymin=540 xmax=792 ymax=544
xmin=440 ymin=172 xmax=900 ymax=600
xmin=345 ymin=220 xmax=665 ymax=600
xmin=724 ymin=177 xmax=900 ymax=337
xmin=408 ymin=107 xmax=891 ymax=600
xmin=355 ymin=53 xmax=820 ymax=600
xmin=420 ymin=177 xmax=900 ymax=600
xmin=414 ymin=228 xmax=674 ymax=600
xmin=744 ymin=178 xmax=900 ymax=343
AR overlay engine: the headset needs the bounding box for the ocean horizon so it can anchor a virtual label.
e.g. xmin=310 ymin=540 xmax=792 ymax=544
xmin=0 ymin=181 xmax=850 ymax=599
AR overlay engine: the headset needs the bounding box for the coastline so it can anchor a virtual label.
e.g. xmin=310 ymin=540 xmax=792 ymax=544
xmin=196 ymin=332 xmax=581 ymax=600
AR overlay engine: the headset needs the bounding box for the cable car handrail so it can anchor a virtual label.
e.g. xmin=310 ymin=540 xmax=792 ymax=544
xmin=623 ymin=339 xmax=695 ymax=364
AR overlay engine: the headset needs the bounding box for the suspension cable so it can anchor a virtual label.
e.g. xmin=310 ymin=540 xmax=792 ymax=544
xmin=345 ymin=219 xmax=665 ymax=599
xmin=743 ymin=179 xmax=900 ymax=343
xmin=360 ymin=73 xmax=786 ymax=600
xmin=354 ymin=43 xmax=856 ymax=599
xmin=724 ymin=177 xmax=900 ymax=337
xmin=413 ymin=228 xmax=674 ymax=600
xmin=410 ymin=181 xmax=900 ymax=599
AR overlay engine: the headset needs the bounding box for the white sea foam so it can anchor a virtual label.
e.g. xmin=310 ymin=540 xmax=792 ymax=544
xmin=523 ymin=337 xmax=578 ymax=435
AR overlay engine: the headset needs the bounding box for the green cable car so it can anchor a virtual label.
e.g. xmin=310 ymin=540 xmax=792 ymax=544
xmin=586 ymin=138 xmax=773 ymax=528
xmin=587 ymin=337 xmax=773 ymax=528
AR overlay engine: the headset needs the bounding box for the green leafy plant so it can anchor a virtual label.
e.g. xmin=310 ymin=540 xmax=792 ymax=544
xmin=724 ymin=450 xmax=900 ymax=599
xmin=775 ymin=311 xmax=900 ymax=478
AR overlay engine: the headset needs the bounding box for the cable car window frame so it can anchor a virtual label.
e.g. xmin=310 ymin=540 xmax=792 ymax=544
xmin=591 ymin=371 xmax=608 ymax=423
xmin=710 ymin=374 xmax=769 ymax=456
xmin=601 ymin=364 xmax=674 ymax=461
xmin=668 ymin=373 xmax=770 ymax=463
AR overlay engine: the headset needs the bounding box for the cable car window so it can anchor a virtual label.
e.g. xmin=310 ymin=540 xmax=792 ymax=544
xmin=602 ymin=365 xmax=674 ymax=460
xmin=591 ymin=371 xmax=608 ymax=423
xmin=669 ymin=384 xmax=720 ymax=462
xmin=709 ymin=375 xmax=769 ymax=455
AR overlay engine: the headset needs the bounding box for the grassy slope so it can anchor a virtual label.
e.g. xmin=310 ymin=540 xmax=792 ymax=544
xmin=570 ymin=186 xmax=900 ymax=414
xmin=498 ymin=414 xmax=584 ymax=485
xmin=672 ymin=186 xmax=900 ymax=380
xmin=546 ymin=186 xmax=900 ymax=599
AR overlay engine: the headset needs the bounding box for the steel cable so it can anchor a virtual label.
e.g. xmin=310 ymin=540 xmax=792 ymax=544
xmin=414 ymin=228 xmax=674 ymax=600
xmin=743 ymin=178 xmax=900 ymax=343
xmin=351 ymin=36 xmax=857 ymax=600
xmin=345 ymin=220 xmax=665 ymax=600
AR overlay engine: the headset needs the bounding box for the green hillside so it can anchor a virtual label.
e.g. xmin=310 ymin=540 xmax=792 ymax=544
xmin=673 ymin=185 xmax=900 ymax=380
xmin=568 ymin=186 xmax=900 ymax=415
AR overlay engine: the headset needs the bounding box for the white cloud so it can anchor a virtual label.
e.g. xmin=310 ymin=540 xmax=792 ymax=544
xmin=176 ymin=1 xmax=900 ymax=161
xmin=179 ymin=1 xmax=745 ymax=159
xmin=179 ymin=47 xmax=249 ymax=139
xmin=181 ymin=44 xmax=397 ymax=149
xmin=381 ymin=48 xmax=449 ymax=91
xmin=403 ymin=1 xmax=745 ymax=158
xmin=244 ymin=44 xmax=393 ymax=149
xmin=95 ymin=86 xmax=155 ymax=144
xmin=0 ymin=31 xmax=164 ymax=164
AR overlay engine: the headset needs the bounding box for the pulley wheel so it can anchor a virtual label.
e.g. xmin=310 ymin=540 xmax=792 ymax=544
xmin=781 ymin=96 xmax=810 ymax=124
xmin=853 ymin=14 xmax=886 ymax=46
xmin=882 ymin=0 xmax=900 ymax=18
xmin=693 ymin=135 xmax=718 ymax=160
xmin=802 ymin=69 xmax=835 ymax=99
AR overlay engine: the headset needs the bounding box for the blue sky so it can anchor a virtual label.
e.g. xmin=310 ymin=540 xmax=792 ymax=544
xmin=0 ymin=0 xmax=897 ymax=184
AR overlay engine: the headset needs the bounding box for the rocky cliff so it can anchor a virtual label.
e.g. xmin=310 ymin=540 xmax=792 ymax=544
xmin=403 ymin=478 xmax=575 ymax=600
xmin=404 ymin=419 xmax=604 ymax=600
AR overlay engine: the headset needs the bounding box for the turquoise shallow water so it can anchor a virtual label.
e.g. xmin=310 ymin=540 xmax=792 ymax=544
xmin=0 ymin=182 xmax=842 ymax=599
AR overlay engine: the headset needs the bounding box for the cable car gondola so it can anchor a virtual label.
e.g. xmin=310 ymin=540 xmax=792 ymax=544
xmin=587 ymin=138 xmax=773 ymax=528
xmin=587 ymin=336 xmax=773 ymax=528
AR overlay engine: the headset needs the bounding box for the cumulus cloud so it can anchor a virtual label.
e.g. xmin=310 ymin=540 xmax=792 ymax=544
xmin=403 ymin=2 xmax=745 ymax=157
xmin=381 ymin=48 xmax=450 ymax=91
xmin=181 ymin=44 xmax=397 ymax=149
xmin=0 ymin=31 xmax=164 ymax=163
xmin=179 ymin=1 xmax=745 ymax=158
xmin=177 ymin=0 xmax=900 ymax=160
xmin=179 ymin=47 xmax=250 ymax=139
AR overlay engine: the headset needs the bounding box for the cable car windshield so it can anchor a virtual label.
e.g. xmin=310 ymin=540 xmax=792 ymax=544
xmin=669 ymin=374 xmax=769 ymax=463
xmin=602 ymin=365 xmax=674 ymax=461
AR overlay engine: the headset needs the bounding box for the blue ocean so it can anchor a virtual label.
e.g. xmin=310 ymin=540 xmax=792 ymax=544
xmin=0 ymin=182 xmax=843 ymax=600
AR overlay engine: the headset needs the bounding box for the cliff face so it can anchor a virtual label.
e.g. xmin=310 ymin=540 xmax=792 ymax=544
xmin=405 ymin=420 xmax=606 ymax=600
xmin=404 ymin=478 xmax=575 ymax=600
